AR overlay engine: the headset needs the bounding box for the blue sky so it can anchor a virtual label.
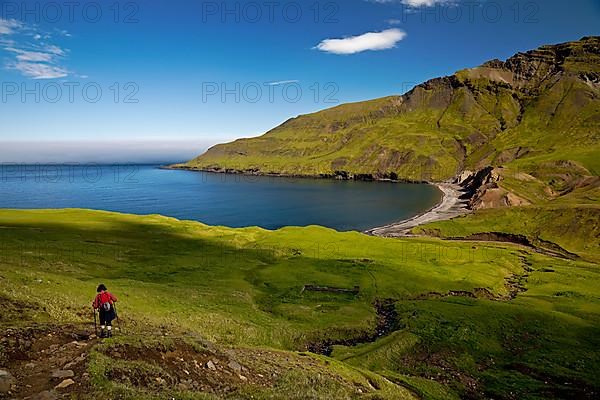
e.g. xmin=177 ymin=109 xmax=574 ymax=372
xmin=0 ymin=0 xmax=599 ymax=162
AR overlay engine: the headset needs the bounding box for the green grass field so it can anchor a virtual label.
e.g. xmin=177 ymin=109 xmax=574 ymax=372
xmin=1 ymin=209 xmax=598 ymax=399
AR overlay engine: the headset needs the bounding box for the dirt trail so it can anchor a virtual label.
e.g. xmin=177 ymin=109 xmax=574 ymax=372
xmin=1 ymin=324 xmax=97 ymax=399
xmin=2 ymin=325 xmax=383 ymax=399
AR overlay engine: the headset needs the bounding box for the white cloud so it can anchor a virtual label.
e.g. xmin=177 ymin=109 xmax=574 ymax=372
xmin=0 ymin=18 xmax=22 ymax=35
xmin=369 ymin=0 xmax=452 ymax=6
xmin=402 ymin=0 xmax=449 ymax=6
xmin=0 ymin=19 xmax=72 ymax=79
xmin=44 ymin=44 xmax=66 ymax=56
xmin=52 ymin=28 xmax=72 ymax=38
xmin=6 ymin=47 xmax=54 ymax=62
xmin=315 ymin=28 xmax=406 ymax=55
xmin=266 ymin=80 xmax=300 ymax=86
xmin=9 ymin=61 xmax=68 ymax=79
xmin=0 ymin=37 xmax=16 ymax=47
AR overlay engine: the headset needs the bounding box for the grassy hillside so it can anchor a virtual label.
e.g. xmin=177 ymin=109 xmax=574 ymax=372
xmin=412 ymin=162 xmax=600 ymax=262
xmin=179 ymin=37 xmax=600 ymax=183
xmin=1 ymin=37 xmax=598 ymax=400
xmin=1 ymin=209 xmax=599 ymax=399
xmin=175 ymin=36 xmax=600 ymax=282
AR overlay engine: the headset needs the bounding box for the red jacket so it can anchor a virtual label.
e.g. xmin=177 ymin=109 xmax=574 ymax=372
xmin=93 ymin=291 xmax=118 ymax=309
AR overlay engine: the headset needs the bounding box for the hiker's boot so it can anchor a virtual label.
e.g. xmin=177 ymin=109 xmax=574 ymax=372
xmin=107 ymin=329 xmax=113 ymax=338
xmin=99 ymin=330 xmax=107 ymax=338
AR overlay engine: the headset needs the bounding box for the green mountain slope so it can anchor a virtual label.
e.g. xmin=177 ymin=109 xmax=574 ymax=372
xmin=178 ymin=37 xmax=600 ymax=263
xmin=179 ymin=37 xmax=600 ymax=182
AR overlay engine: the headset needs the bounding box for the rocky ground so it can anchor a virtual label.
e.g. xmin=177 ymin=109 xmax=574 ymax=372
xmin=0 ymin=323 xmax=384 ymax=399
xmin=1 ymin=325 xmax=96 ymax=399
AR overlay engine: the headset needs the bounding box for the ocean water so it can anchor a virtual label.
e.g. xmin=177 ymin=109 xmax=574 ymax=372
xmin=0 ymin=164 xmax=441 ymax=231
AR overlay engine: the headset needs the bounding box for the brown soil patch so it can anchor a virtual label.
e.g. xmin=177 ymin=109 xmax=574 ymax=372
xmin=1 ymin=324 xmax=97 ymax=399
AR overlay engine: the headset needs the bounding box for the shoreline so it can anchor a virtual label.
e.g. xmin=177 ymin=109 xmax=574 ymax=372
xmin=365 ymin=182 xmax=470 ymax=237
xmin=165 ymin=165 xmax=471 ymax=236
xmin=161 ymin=165 xmax=432 ymax=184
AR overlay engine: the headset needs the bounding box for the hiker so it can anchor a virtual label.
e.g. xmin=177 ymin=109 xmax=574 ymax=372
xmin=92 ymin=284 xmax=118 ymax=338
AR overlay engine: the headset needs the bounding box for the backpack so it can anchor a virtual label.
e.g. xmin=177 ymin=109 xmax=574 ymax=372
xmin=98 ymin=292 xmax=112 ymax=312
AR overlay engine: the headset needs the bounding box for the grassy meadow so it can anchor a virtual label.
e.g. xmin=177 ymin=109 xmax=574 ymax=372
xmin=1 ymin=209 xmax=599 ymax=399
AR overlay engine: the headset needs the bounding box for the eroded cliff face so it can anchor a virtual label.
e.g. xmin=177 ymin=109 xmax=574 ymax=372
xmin=463 ymin=36 xmax=600 ymax=93
xmin=456 ymin=167 xmax=530 ymax=210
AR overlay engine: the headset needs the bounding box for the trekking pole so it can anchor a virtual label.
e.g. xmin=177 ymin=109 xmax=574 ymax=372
xmin=93 ymin=308 xmax=97 ymax=335
xmin=113 ymin=303 xmax=122 ymax=334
